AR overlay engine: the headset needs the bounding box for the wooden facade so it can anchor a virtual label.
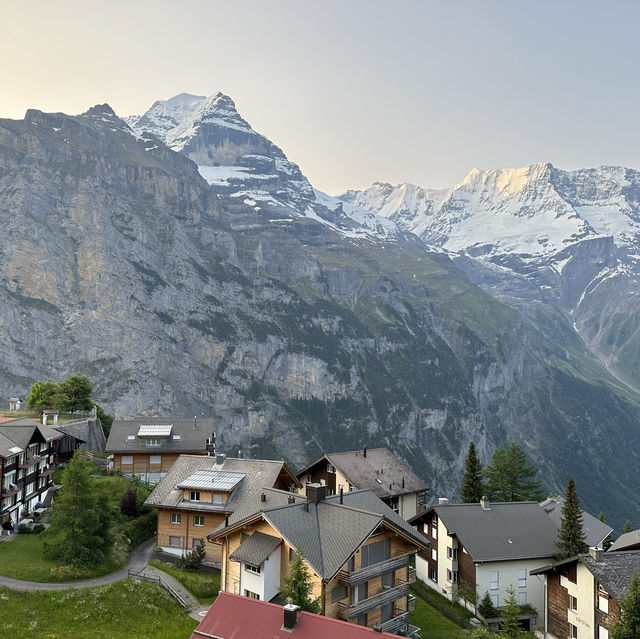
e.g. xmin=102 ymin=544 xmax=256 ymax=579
xmin=113 ymin=451 xmax=202 ymax=479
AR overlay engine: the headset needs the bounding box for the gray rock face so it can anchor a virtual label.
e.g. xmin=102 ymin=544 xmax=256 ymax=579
xmin=0 ymin=103 xmax=639 ymax=527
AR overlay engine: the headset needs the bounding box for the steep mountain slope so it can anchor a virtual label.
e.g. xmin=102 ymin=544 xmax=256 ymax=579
xmin=341 ymin=165 xmax=640 ymax=392
xmin=0 ymin=102 xmax=639 ymax=526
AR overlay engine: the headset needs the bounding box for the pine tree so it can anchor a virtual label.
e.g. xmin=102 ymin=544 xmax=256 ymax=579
xmin=461 ymin=443 xmax=484 ymax=503
xmin=556 ymin=477 xmax=588 ymax=560
xmin=43 ymin=450 xmax=114 ymax=564
xmin=279 ymin=547 xmax=321 ymax=613
xmin=611 ymin=573 xmax=640 ymax=639
xmin=625 ymin=521 xmax=634 ymax=534
xmin=479 ymin=591 xmax=498 ymax=619
xmin=501 ymin=586 xmax=522 ymax=639
xmin=484 ymin=443 xmax=544 ymax=502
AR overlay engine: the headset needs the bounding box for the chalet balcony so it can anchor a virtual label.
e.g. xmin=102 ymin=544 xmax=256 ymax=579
xmin=19 ymin=455 xmax=42 ymax=468
xmin=337 ymin=552 xmax=411 ymax=586
xmin=39 ymin=465 xmax=56 ymax=477
xmin=396 ymin=566 xmax=416 ymax=587
xmin=380 ymin=611 xmax=410 ymax=634
xmin=1 ymin=485 xmax=20 ymax=497
xmin=336 ymin=582 xmax=410 ymax=620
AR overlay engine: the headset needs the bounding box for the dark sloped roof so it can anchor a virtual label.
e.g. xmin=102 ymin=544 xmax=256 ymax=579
xmin=425 ymin=501 xmax=560 ymax=561
xmin=540 ymin=496 xmax=613 ymax=547
xmin=229 ymin=532 xmax=282 ymax=568
xmin=0 ymin=431 xmax=23 ymax=458
xmin=608 ymin=529 xmax=640 ymax=552
xmin=105 ymin=417 xmax=213 ymax=453
xmin=580 ymin=550 xmax=640 ymax=599
xmin=298 ymin=448 xmax=427 ymax=500
xmin=211 ymin=489 xmax=429 ymax=582
xmin=145 ymin=455 xmax=300 ymax=520
xmin=0 ymin=417 xmax=63 ymax=456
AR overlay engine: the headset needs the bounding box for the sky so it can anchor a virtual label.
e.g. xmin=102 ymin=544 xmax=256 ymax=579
xmin=2 ymin=1 xmax=640 ymax=194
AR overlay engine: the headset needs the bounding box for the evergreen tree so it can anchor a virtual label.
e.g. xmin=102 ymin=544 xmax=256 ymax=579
xmin=484 ymin=443 xmax=544 ymax=502
xmin=461 ymin=443 xmax=484 ymax=503
xmin=625 ymin=521 xmax=634 ymax=534
xmin=501 ymin=586 xmax=522 ymax=639
xmin=43 ymin=451 xmax=114 ymax=564
xmin=279 ymin=547 xmax=321 ymax=613
xmin=556 ymin=477 xmax=588 ymax=560
xmin=611 ymin=573 xmax=640 ymax=639
xmin=479 ymin=591 xmax=498 ymax=619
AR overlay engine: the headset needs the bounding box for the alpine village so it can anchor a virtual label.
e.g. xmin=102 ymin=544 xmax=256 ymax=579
xmin=3 ymin=6 xmax=640 ymax=639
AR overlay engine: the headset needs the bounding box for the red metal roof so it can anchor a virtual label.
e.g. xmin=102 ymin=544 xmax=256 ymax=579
xmin=191 ymin=592 xmax=402 ymax=639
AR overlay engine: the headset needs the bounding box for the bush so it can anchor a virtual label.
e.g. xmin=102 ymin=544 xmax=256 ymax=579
xmin=117 ymin=510 xmax=157 ymax=549
xmin=176 ymin=545 xmax=205 ymax=571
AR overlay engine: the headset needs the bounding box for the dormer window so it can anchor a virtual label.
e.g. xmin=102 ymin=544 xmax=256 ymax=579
xmin=190 ymin=491 xmax=200 ymax=502
xmin=145 ymin=438 xmax=161 ymax=447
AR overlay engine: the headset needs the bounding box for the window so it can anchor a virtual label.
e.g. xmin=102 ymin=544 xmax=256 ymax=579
xmin=149 ymin=455 xmax=161 ymax=465
xmin=212 ymin=493 xmax=223 ymax=504
xmin=332 ymin=585 xmax=347 ymax=602
xmin=570 ymin=596 xmax=578 ymax=611
xmin=170 ymin=513 xmax=181 ymax=524
xmin=447 ymin=547 xmax=458 ymax=560
xmin=327 ymin=463 xmax=335 ymax=473
xmin=432 ymin=526 xmax=437 ymax=539
xmin=194 ymin=516 xmax=204 ymax=527
xmin=519 ymin=569 xmax=527 ymax=588
xmin=598 ymin=595 xmax=609 ymax=614
xmin=432 ymin=514 xmax=438 ymax=525
xmin=447 ymin=569 xmax=458 ymax=582
xmin=145 ymin=438 xmax=161 ymax=447
xmin=570 ymin=624 xmax=578 ymax=639
xmin=490 ymin=571 xmax=499 ymax=590
xmin=424 ymin=523 xmax=429 ymax=534
xmin=192 ymin=538 xmax=203 ymax=549
xmin=432 ymin=549 xmax=438 ymax=561
xmin=244 ymin=590 xmax=260 ymax=600
xmin=190 ymin=491 xmax=200 ymax=502
xmin=491 ymin=594 xmax=499 ymax=607
xmin=338 ymin=484 xmax=344 ymax=493
xmin=518 ymin=592 xmax=527 ymax=605
xmin=169 ymin=536 xmax=180 ymax=547
xmin=599 ymin=626 xmax=609 ymax=639
xmin=121 ymin=455 xmax=133 ymax=465
xmin=361 ymin=539 xmax=390 ymax=568
xmin=245 ymin=564 xmax=261 ymax=574
xmin=348 ymin=556 xmax=355 ymax=573
xmin=289 ymin=547 xmax=295 ymax=562
xmin=430 ymin=568 xmax=438 ymax=582
xmin=353 ymin=582 xmax=368 ymax=604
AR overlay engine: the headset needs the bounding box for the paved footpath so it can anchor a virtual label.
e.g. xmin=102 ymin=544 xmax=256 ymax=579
xmin=0 ymin=538 xmax=157 ymax=591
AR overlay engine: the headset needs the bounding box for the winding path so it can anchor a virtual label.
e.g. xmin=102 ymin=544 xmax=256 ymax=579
xmin=0 ymin=538 xmax=157 ymax=591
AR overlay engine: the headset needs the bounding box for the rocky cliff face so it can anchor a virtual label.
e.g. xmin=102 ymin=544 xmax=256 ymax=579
xmin=0 ymin=100 xmax=639 ymax=526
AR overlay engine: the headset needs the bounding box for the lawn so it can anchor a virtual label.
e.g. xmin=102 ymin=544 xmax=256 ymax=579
xmin=0 ymin=581 xmax=197 ymax=639
xmin=0 ymin=475 xmax=153 ymax=582
xmin=148 ymin=559 xmax=220 ymax=604
xmin=410 ymin=595 xmax=465 ymax=639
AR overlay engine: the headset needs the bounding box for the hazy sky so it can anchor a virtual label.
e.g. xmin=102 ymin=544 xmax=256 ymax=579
xmin=2 ymin=1 xmax=639 ymax=193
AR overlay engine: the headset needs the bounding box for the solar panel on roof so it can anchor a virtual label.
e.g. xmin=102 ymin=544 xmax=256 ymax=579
xmin=178 ymin=470 xmax=246 ymax=491
xmin=137 ymin=424 xmax=172 ymax=437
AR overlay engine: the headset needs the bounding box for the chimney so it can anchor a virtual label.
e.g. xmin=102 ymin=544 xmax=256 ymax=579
xmin=205 ymin=432 xmax=216 ymax=456
xmin=282 ymin=603 xmax=300 ymax=631
xmin=261 ymin=492 xmax=266 ymax=503
xmin=363 ymin=445 xmax=367 ymax=458
xmin=225 ymin=515 xmax=229 ymax=527
xmin=589 ymin=547 xmax=604 ymax=562
xmin=42 ymin=413 xmax=47 ymax=426
xmin=339 ymin=486 xmax=344 ymax=504
xmin=480 ymin=496 xmax=490 ymax=510
xmin=402 ymin=477 xmax=405 ymax=489
xmin=305 ymin=483 xmax=327 ymax=504
xmin=216 ymin=453 xmax=226 ymax=466
xmin=288 ymin=495 xmax=296 ymax=504
xmin=438 ymin=497 xmax=449 ymax=505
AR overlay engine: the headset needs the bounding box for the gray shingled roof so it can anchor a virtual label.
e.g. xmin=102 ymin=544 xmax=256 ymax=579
xmin=580 ymin=550 xmax=640 ymax=599
xmin=145 ymin=455 xmax=299 ymax=518
xmin=539 ymin=496 xmax=613 ymax=547
xmin=297 ymin=448 xmax=427 ymax=500
xmin=608 ymin=529 xmax=640 ymax=552
xmin=211 ymin=488 xmax=429 ymax=582
xmin=423 ymin=501 xmax=561 ymax=562
xmin=229 ymin=532 xmax=282 ymax=568
xmin=105 ymin=417 xmax=214 ymax=453
xmin=0 ymin=418 xmax=63 ymax=458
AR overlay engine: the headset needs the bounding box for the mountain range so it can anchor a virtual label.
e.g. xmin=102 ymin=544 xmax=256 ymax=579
xmin=0 ymin=92 xmax=638 ymax=527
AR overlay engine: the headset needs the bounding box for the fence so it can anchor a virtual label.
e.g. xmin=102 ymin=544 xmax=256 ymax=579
xmin=410 ymin=582 xmax=472 ymax=629
xmin=127 ymin=569 xmax=189 ymax=609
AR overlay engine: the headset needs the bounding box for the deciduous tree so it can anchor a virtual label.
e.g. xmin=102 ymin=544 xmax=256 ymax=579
xmin=461 ymin=442 xmax=484 ymax=503
xmin=484 ymin=443 xmax=544 ymax=502
xmin=556 ymin=477 xmax=588 ymax=560
xmin=279 ymin=547 xmax=320 ymax=613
